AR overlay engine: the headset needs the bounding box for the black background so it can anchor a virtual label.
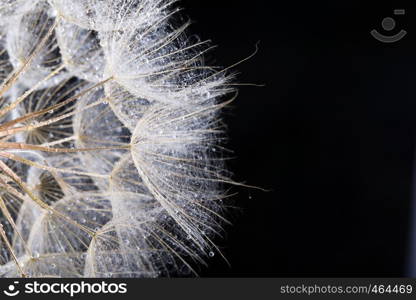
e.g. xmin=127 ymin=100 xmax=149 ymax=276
xmin=181 ymin=1 xmax=416 ymax=277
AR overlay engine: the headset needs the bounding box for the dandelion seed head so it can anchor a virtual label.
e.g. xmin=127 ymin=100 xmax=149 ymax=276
xmin=0 ymin=0 xmax=236 ymax=278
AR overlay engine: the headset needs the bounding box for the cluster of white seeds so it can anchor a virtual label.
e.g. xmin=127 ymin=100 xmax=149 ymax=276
xmin=0 ymin=0 xmax=235 ymax=277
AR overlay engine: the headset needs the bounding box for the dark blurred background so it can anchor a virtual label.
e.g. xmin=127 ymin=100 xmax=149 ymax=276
xmin=182 ymin=0 xmax=416 ymax=277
